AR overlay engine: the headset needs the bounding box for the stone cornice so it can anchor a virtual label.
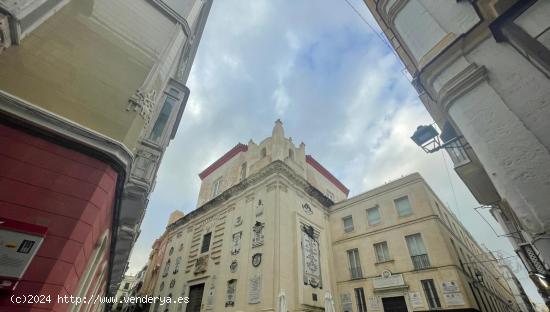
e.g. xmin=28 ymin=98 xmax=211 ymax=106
xmin=439 ymin=63 xmax=488 ymax=112
xmin=167 ymin=160 xmax=334 ymax=231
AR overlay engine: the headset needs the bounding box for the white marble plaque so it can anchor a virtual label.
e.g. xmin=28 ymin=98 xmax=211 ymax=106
xmin=301 ymin=225 xmax=322 ymax=288
xmin=248 ymin=274 xmax=261 ymax=304
xmin=409 ymin=292 xmax=424 ymax=309
xmin=368 ymin=296 xmax=380 ymax=309
xmin=442 ymin=281 xmax=460 ymax=293
xmin=341 ymin=293 xmax=352 ymax=312
xmin=373 ymin=273 xmax=404 ymax=289
xmin=444 ymin=292 xmax=465 ymax=306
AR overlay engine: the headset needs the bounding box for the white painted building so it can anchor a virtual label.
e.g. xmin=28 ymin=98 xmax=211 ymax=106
xmin=361 ymin=0 xmax=550 ymax=305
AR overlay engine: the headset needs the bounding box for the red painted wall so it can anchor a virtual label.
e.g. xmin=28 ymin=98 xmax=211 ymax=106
xmin=0 ymin=123 xmax=118 ymax=312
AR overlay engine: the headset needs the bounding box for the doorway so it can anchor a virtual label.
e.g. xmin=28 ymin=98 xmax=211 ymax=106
xmin=185 ymin=283 xmax=205 ymax=312
xmin=381 ymin=296 xmax=408 ymax=312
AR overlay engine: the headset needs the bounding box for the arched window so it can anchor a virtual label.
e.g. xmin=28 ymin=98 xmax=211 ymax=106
xmin=289 ymin=149 xmax=294 ymax=160
xmin=169 ymin=247 xmax=174 ymax=256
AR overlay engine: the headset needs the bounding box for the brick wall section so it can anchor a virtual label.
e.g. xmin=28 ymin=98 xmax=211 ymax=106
xmin=0 ymin=123 xmax=117 ymax=312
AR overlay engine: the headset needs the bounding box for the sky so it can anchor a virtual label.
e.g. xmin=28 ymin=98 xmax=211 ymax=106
xmin=127 ymin=0 xmax=543 ymax=305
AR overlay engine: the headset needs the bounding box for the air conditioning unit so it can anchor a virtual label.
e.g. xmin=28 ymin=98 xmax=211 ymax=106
xmin=0 ymin=13 xmax=11 ymax=54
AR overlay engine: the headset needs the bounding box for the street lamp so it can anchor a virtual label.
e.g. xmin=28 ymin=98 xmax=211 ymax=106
xmin=410 ymin=123 xmax=468 ymax=159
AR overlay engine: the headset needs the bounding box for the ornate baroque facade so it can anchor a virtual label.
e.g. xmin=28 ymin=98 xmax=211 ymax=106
xmin=141 ymin=121 xmax=521 ymax=312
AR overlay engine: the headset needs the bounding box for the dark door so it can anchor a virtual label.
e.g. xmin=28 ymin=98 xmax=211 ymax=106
xmin=185 ymin=283 xmax=205 ymax=312
xmin=382 ymin=296 xmax=408 ymax=312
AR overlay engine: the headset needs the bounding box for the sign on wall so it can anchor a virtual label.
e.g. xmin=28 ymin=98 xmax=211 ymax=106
xmin=409 ymin=292 xmax=424 ymax=309
xmin=444 ymin=292 xmax=465 ymax=306
xmin=0 ymin=217 xmax=47 ymax=292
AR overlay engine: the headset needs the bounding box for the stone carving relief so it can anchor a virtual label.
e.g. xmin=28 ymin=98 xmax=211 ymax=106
xmin=252 ymin=221 xmax=265 ymax=248
xmin=225 ymin=279 xmax=237 ymax=307
xmin=127 ymin=89 xmax=157 ymax=125
xmin=302 ymin=203 xmax=313 ymax=215
xmin=194 ymin=255 xmax=209 ymax=274
xmin=301 ymin=224 xmax=322 ymax=288
xmin=206 ymin=276 xmax=216 ymax=307
xmin=255 ymin=199 xmax=264 ymax=216
xmin=248 ymin=274 xmax=261 ymax=304
xmin=230 ymin=260 xmax=238 ymax=273
xmin=132 ymin=149 xmax=160 ymax=183
xmin=231 ymin=232 xmax=242 ymax=255
xmin=252 ymin=253 xmax=262 ymax=267
xmin=233 ymin=216 xmax=242 ymax=227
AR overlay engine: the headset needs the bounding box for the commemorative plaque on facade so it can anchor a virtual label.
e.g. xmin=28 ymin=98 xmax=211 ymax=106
xmin=301 ymin=224 xmax=322 ymax=288
xmin=248 ymin=274 xmax=262 ymax=304
xmin=372 ymin=270 xmax=404 ymax=289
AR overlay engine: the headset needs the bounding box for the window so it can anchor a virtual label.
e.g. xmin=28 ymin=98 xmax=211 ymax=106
xmin=201 ymin=232 xmax=212 ymax=253
xmin=169 ymin=247 xmax=174 ymax=256
xmin=347 ymin=248 xmax=363 ymax=279
xmin=212 ymin=178 xmax=222 ymax=198
xmin=124 ymin=282 xmax=130 ymax=290
xmin=406 ymin=233 xmax=431 ymax=269
xmin=149 ymin=96 xmax=176 ymax=141
xmin=374 ymin=241 xmax=391 ymax=262
xmin=159 ymin=281 xmax=165 ymax=291
xmin=421 ymin=279 xmax=441 ymax=309
xmin=261 ymin=147 xmax=267 ymax=158
xmin=179 ymin=243 xmax=184 ymax=251
xmin=289 ymin=149 xmax=294 ymax=160
xmin=395 ymin=196 xmax=412 ymax=217
xmin=354 ymin=288 xmax=367 ymax=312
xmin=367 ymin=206 xmax=381 ymax=225
xmin=240 ymin=162 xmax=247 ymax=181
xmin=162 ymin=259 xmax=171 ymax=277
xmin=343 ymin=216 xmax=354 ymax=233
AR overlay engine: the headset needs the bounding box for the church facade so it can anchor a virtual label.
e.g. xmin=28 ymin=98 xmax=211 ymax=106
xmin=141 ymin=121 xmax=519 ymax=312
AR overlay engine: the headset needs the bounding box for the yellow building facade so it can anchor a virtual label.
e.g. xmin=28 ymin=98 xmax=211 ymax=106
xmin=142 ymin=121 xmax=517 ymax=312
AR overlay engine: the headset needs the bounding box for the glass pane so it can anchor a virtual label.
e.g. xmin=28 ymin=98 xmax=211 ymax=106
xmin=149 ymin=97 xmax=176 ymax=141
xmin=406 ymin=234 xmax=427 ymax=256
xmin=395 ymin=196 xmax=412 ymax=216
xmin=367 ymin=207 xmax=381 ymax=225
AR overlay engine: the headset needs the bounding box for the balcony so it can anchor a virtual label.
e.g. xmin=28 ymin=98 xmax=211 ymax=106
xmin=411 ymin=254 xmax=431 ymax=270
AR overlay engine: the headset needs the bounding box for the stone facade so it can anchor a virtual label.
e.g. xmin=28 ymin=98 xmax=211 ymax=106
xmin=141 ymin=121 xmax=518 ymax=312
xmin=361 ymin=0 xmax=550 ymax=304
